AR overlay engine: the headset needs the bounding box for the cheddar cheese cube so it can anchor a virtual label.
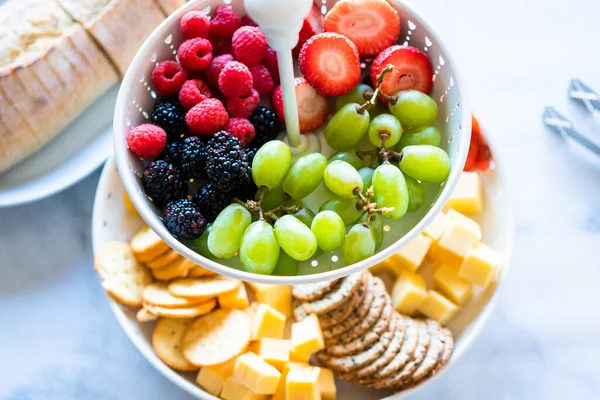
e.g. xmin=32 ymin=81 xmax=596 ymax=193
xmin=391 ymin=270 xmax=428 ymax=315
xmin=253 ymin=303 xmax=286 ymax=340
xmin=285 ymin=365 xmax=320 ymax=400
xmin=433 ymin=264 xmax=473 ymax=305
xmin=290 ymin=314 xmax=324 ymax=362
xmin=447 ymin=172 xmax=484 ymax=214
xmin=386 ymin=234 xmax=432 ymax=272
xmin=318 ymin=368 xmax=336 ymax=400
xmin=459 ymin=243 xmax=500 ymax=287
xmin=252 ymin=338 xmax=290 ymax=370
xmin=218 ymin=283 xmax=250 ymax=309
xmin=422 ymin=212 xmax=451 ymax=242
xmin=435 ymin=220 xmax=482 ymax=268
xmin=255 ymin=284 xmax=293 ymax=318
xmin=273 ymin=362 xmax=309 ymax=400
xmin=221 ymin=376 xmax=268 ymax=400
xmin=418 ymin=290 xmax=459 ymax=325
xmin=445 ymin=209 xmax=482 ymax=235
xmin=196 ymin=357 xmax=237 ymax=396
xmin=233 ymin=352 xmax=281 ymax=395
xmin=370 ymin=259 xmax=401 ymax=277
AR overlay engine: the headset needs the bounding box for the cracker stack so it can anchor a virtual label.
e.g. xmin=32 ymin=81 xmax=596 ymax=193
xmin=292 ymin=271 xmax=455 ymax=391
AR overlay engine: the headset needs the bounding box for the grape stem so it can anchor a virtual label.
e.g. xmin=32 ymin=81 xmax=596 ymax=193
xmin=356 ymin=150 xmax=380 ymax=169
xmin=379 ymin=134 xmax=403 ymax=164
xmin=233 ymin=190 xmax=299 ymax=224
xmin=356 ymin=64 xmax=396 ymax=114
xmin=352 ymin=186 xmax=395 ymax=227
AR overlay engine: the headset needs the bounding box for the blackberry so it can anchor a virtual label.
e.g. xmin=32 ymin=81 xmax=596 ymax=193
xmin=151 ymin=97 xmax=186 ymax=142
xmin=234 ymin=176 xmax=258 ymax=202
xmin=193 ymin=183 xmax=231 ymax=222
xmin=206 ymin=131 xmax=250 ymax=191
xmin=179 ymin=136 xmax=208 ymax=180
xmin=158 ymin=140 xmax=183 ymax=166
xmin=245 ymin=146 xmax=259 ymax=165
xmin=142 ymin=160 xmax=187 ymax=207
xmin=249 ymin=107 xmax=282 ymax=146
xmin=163 ymin=199 xmax=207 ymax=240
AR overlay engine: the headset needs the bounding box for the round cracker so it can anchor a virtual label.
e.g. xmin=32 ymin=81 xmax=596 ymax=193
xmin=136 ymin=307 xmax=159 ymax=323
xmin=429 ymin=327 xmax=454 ymax=376
xmin=406 ymin=319 xmax=446 ymax=385
xmin=94 ymin=242 xmax=153 ymax=307
xmin=152 ymin=318 xmax=198 ymax=371
xmin=131 ymin=225 xmax=170 ymax=263
xmin=146 ymin=250 xmax=182 ymax=270
xmin=168 ymin=276 xmax=241 ymax=300
xmin=144 ymin=299 xmax=217 ymax=319
xmin=318 ymin=273 xmax=369 ymax=330
xmin=317 ymin=315 xmax=397 ymax=372
xmin=293 ymin=299 xmax=309 ymax=322
xmin=153 ymin=258 xmax=195 ymax=281
xmin=181 ymin=308 xmax=251 ymax=366
xmin=292 ymin=279 xmax=340 ymax=301
xmin=301 ymin=272 xmax=363 ymax=314
xmin=143 ymin=282 xmax=207 ymax=308
xmin=188 ymin=266 xmax=216 ymax=277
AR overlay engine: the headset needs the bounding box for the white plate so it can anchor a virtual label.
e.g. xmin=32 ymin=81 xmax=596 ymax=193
xmin=92 ymin=134 xmax=515 ymax=399
xmin=0 ymin=85 xmax=119 ymax=208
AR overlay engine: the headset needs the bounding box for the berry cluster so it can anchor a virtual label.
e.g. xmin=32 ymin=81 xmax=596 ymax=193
xmin=127 ymin=6 xmax=283 ymax=240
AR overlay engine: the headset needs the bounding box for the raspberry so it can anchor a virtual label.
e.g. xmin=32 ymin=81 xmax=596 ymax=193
xmin=207 ymin=54 xmax=235 ymax=88
xmin=262 ymin=47 xmax=280 ymax=85
xmin=218 ymin=61 xmax=253 ymax=97
xmin=178 ymin=79 xmax=213 ymax=110
xmin=180 ymin=10 xmax=210 ymax=39
xmin=249 ymin=64 xmax=275 ymax=97
xmin=152 ymin=61 xmax=189 ymax=96
xmin=163 ymin=199 xmax=207 ymax=240
xmin=210 ymin=6 xmax=241 ymax=40
xmin=241 ymin=16 xmax=258 ymax=27
xmin=186 ymin=98 xmax=229 ymax=136
xmin=127 ymin=124 xmax=167 ymax=160
xmin=142 ymin=161 xmax=187 ymax=207
xmin=226 ymin=88 xmax=260 ymax=119
xmin=225 ymin=118 xmax=255 ymax=146
xmin=178 ymin=38 xmax=213 ymax=72
xmin=232 ymin=26 xmax=268 ymax=66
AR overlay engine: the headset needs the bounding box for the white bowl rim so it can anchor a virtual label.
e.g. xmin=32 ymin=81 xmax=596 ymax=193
xmin=113 ymin=0 xmax=473 ymax=285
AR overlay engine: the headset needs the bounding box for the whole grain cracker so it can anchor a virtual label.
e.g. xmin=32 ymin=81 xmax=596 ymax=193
xmin=94 ymin=242 xmax=153 ymax=307
xmin=130 ymin=225 xmax=169 ymax=263
xmin=406 ymin=319 xmax=446 ymax=385
xmin=152 ymin=318 xmax=198 ymax=371
xmin=429 ymin=327 xmax=454 ymax=376
xmin=143 ymin=282 xmax=206 ymax=309
xmin=168 ymin=276 xmax=241 ymax=300
xmin=318 ymin=273 xmax=369 ymax=330
xmin=153 ymin=257 xmax=195 ymax=281
xmin=292 ymin=278 xmax=340 ymax=301
xmin=301 ymin=272 xmax=363 ymax=314
xmin=181 ymin=308 xmax=251 ymax=366
xmin=144 ymin=299 xmax=217 ymax=319
xmin=146 ymin=250 xmax=181 ymax=270
xmin=293 ymin=299 xmax=309 ymax=322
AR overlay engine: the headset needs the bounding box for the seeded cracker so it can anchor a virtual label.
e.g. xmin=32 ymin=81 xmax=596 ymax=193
xmin=405 ymin=319 xmax=447 ymax=386
xmin=293 ymin=278 xmax=340 ymax=301
xmin=301 ymin=272 xmax=363 ymax=314
xmin=319 ymin=273 xmax=369 ymax=330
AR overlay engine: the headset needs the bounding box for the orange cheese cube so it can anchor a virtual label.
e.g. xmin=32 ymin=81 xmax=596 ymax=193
xmin=433 ymin=264 xmax=473 ymax=305
xmin=435 ymin=220 xmax=482 ymax=268
xmin=218 ymin=283 xmax=250 ymax=309
xmin=447 ymin=172 xmax=484 ymax=214
xmin=459 ymin=243 xmax=500 ymax=287
xmin=445 ymin=209 xmax=482 ymax=235
xmin=221 ymin=376 xmax=268 ymax=400
xmin=253 ymin=303 xmax=286 ymax=340
xmin=273 ymin=362 xmax=309 ymax=400
xmin=423 ymin=212 xmax=451 ymax=242
xmin=252 ymin=338 xmax=290 ymax=370
xmin=318 ymin=368 xmax=336 ymax=400
xmin=418 ymin=290 xmax=459 ymax=325
xmin=233 ymin=352 xmax=281 ymax=395
xmin=254 ymin=284 xmax=293 ymax=318
xmin=389 ymin=234 xmax=432 ymax=272
xmin=391 ymin=270 xmax=428 ymax=315
xmin=285 ymin=365 xmax=320 ymax=400
xmin=196 ymin=357 xmax=237 ymax=396
xmin=290 ymin=314 xmax=324 ymax=362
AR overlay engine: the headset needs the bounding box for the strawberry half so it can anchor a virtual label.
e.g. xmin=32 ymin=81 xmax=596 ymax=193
xmin=271 ymin=78 xmax=330 ymax=133
xmin=299 ymin=32 xmax=361 ymax=97
xmin=293 ymin=4 xmax=324 ymax=57
xmin=324 ymin=0 xmax=400 ymax=58
xmin=371 ymin=45 xmax=434 ymax=97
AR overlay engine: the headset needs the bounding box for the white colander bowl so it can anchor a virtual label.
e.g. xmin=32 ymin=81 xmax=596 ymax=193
xmin=114 ymin=0 xmax=471 ymax=284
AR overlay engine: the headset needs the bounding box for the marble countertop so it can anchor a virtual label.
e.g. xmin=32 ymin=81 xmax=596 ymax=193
xmin=2 ymin=0 xmax=600 ymax=399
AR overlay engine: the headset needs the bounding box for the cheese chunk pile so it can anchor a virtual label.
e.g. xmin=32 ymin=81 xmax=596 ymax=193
xmin=372 ymin=172 xmax=501 ymax=325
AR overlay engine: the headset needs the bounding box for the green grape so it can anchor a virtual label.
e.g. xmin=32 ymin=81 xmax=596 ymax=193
xmin=372 ymin=163 xmax=409 ymax=220
xmin=319 ymin=198 xmax=364 ymax=226
xmin=388 ymin=90 xmax=438 ymax=128
xmin=282 ymin=153 xmax=328 ymax=200
xmin=274 ymin=215 xmax=318 ymax=261
xmin=369 ymin=103 xmax=389 ymax=118
xmin=240 ymin=220 xmax=280 ymax=275
xmin=271 ymin=251 xmax=299 ymax=276
xmin=405 ymin=176 xmax=426 ymax=212
xmin=194 ymin=224 xmax=215 ymax=259
xmin=252 ymin=140 xmax=291 ymax=190
xmin=358 ymin=167 xmax=374 ymax=194
xmin=328 ymin=151 xmax=364 ymax=170
xmin=311 ymin=211 xmax=346 ymax=251
xmin=397 ymin=126 xmax=441 ymax=150
xmin=368 ymin=114 xmax=403 ymax=148
xmin=294 ymin=207 xmax=316 ymax=228
xmin=399 ymin=145 xmax=450 ymax=183
xmin=258 ymin=185 xmax=284 ymax=211
xmin=335 ymin=84 xmax=373 ymax=111
xmin=324 ymin=104 xmax=370 ymax=150
xmin=208 ymin=204 xmax=252 ymax=259
xmin=341 ymin=224 xmax=376 ymax=265
xmin=360 ymin=213 xmax=384 ymax=249
xmin=323 ymin=160 xmax=363 ymax=198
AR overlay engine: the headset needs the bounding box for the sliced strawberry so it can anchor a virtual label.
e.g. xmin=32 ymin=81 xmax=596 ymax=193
xmin=299 ymin=32 xmax=361 ymax=97
xmin=465 ymin=116 xmax=493 ymax=171
xmin=324 ymin=0 xmax=400 ymax=58
xmin=293 ymin=5 xmax=324 ymax=57
xmin=271 ymin=78 xmax=330 ymax=133
xmin=371 ymin=45 xmax=433 ymax=97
